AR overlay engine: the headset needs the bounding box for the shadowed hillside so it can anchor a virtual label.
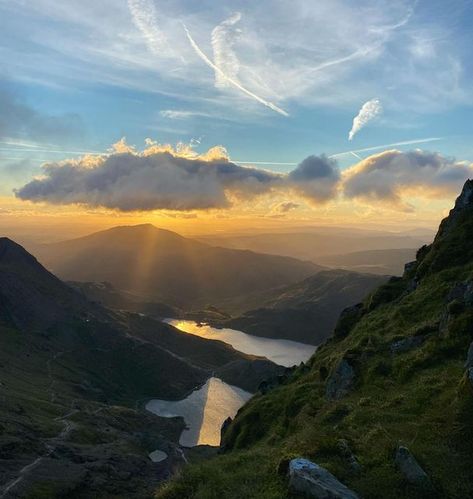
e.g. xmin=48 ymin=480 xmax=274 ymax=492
xmin=221 ymin=270 xmax=387 ymax=345
xmin=33 ymin=225 xmax=320 ymax=310
xmin=0 ymin=239 xmax=280 ymax=497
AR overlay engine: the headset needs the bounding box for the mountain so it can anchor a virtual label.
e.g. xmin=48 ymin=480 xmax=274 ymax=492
xmin=220 ymin=270 xmax=388 ymax=345
xmin=197 ymin=228 xmax=432 ymax=265
xmin=0 ymin=239 xmax=280 ymax=497
xmin=317 ymin=248 xmax=419 ymax=276
xmin=33 ymin=225 xmax=320 ymax=310
xmin=158 ymin=181 xmax=473 ymax=498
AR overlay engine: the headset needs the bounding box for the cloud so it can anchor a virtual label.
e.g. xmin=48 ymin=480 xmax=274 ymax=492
xmin=211 ymin=12 xmax=242 ymax=89
xmin=0 ymin=86 xmax=83 ymax=144
xmin=343 ymin=149 xmax=473 ymax=209
xmin=348 ymin=98 xmax=382 ymax=140
xmin=183 ymin=24 xmax=289 ymax=117
xmin=288 ymin=155 xmax=341 ymax=203
xmin=127 ymin=0 xmax=168 ymax=55
xmin=15 ymin=141 xmax=337 ymax=211
xmin=277 ymin=201 xmax=300 ymax=213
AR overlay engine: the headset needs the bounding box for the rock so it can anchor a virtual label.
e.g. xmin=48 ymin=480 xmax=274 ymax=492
xmin=220 ymin=417 xmax=232 ymax=441
xmin=468 ymin=367 xmax=473 ymax=386
xmin=447 ymin=282 xmax=467 ymax=302
xmin=337 ymin=440 xmax=362 ymax=473
xmin=404 ymin=261 xmax=417 ymax=274
xmin=395 ymin=446 xmax=433 ymax=490
xmin=390 ymin=335 xmax=425 ymax=355
xmin=326 ymin=359 xmax=355 ymax=400
xmin=465 ymin=342 xmax=473 ymax=369
xmin=334 ymin=304 xmax=364 ymax=339
xmin=288 ymin=458 xmax=359 ymax=499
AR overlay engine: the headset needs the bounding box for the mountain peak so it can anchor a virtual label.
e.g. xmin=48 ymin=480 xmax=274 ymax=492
xmin=0 ymin=237 xmax=37 ymax=266
xmin=453 ymin=179 xmax=473 ymax=211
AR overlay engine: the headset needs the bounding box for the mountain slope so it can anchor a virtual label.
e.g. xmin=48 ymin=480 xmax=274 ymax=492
xmin=317 ymin=248 xmax=418 ymax=276
xmin=34 ymin=225 xmax=320 ymax=310
xmin=0 ymin=239 xmax=280 ymax=497
xmin=221 ymin=270 xmax=387 ymax=345
xmin=157 ymin=181 xmax=473 ymax=498
xmin=198 ymin=229 xmax=431 ymax=264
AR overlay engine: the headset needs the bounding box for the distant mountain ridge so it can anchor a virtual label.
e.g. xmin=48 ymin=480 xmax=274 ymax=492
xmin=34 ymin=224 xmax=321 ymax=310
xmin=220 ymin=269 xmax=387 ymax=344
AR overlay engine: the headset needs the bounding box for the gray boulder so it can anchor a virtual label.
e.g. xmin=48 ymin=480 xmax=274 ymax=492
xmin=326 ymin=359 xmax=355 ymax=400
xmin=395 ymin=446 xmax=433 ymax=489
xmin=466 ymin=342 xmax=473 ymax=369
xmin=337 ymin=439 xmax=362 ymax=473
xmin=288 ymin=458 xmax=359 ymax=499
xmin=390 ymin=336 xmax=425 ymax=355
xmin=468 ymin=367 xmax=473 ymax=386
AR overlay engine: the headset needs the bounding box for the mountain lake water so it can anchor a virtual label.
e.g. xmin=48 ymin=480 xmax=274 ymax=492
xmin=146 ymin=320 xmax=316 ymax=449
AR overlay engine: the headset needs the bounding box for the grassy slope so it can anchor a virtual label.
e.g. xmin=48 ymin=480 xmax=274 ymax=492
xmin=156 ymin=184 xmax=473 ymax=499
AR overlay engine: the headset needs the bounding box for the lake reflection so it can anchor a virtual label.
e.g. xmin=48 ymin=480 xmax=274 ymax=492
xmin=166 ymin=319 xmax=316 ymax=367
xmin=146 ymin=377 xmax=252 ymax=447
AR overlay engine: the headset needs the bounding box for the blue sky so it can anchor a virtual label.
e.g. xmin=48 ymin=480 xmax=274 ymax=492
xmin=1 ymin=0 xmax=473 ymax=229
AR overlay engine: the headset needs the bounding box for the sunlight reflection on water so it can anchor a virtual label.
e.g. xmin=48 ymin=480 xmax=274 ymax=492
xmin=166 ymin=319 xmax=316 ymax=368
xmin=146 ymin=377 xmax=252 ymax=447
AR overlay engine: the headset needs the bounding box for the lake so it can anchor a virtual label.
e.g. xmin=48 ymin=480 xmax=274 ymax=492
xmin=146 ymin=377 xmax=252 ymax=447
xmin=147 ymin=321 xmax=316 ymax=448
xmin=165 ymin=319 xmax=316 ymax=368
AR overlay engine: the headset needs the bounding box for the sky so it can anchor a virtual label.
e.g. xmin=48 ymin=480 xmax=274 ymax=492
xmin=1 ymin=0 xmax=473 ymax=240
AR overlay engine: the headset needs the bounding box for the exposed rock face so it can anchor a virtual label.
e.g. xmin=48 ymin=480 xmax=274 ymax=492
xmin=326 ymin=360 xmax=355 ymax=400
xmin=288 ymin=458 xmax=359 ymax=499
xmin=395 ymin=446 xmax=433 ymax=490
xmin=468 ymin=367 xmax=473 ymax=386
xmin=219 ymin=417 xmax=233 ymax=451
xmin=337 ymin=440 xmax=362 ymax=473
xmin=466 ymin=342 xmax=473 ymax=369
xmin=390 ymin=336 xmax=425 ymax=355
xmin=334 ymin=304 xmax=364 ymax=339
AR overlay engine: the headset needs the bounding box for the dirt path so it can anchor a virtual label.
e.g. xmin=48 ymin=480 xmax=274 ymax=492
xmin=0 ymin=352 xmax=78 ymax=498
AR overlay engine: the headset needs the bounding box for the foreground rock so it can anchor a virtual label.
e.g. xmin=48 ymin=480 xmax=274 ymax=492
xmin=288 ymin=458 xmax=359 ymax=498
xmin=395 ymin=446 xmax=433 ymax=490
xmin=326 ymin=359 xmax=355 ymax=400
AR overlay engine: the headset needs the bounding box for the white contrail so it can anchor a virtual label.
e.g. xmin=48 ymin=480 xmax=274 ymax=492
xmin=234 ymin=137 xmax=444 ymax=166
xmin=128 ymin=0 xmax=167 ymax=55
xmin=331 ymin=137 xmax=443 ymax=158
xmin=348 ymin=98 xmax=383 ymax=140
xmin=183 ymin=24 xmax=289 ymax=117
xmin=211 ymin=12 xmax=242 ymax=89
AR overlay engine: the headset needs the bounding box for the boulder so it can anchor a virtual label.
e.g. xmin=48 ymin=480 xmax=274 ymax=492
xmin=468 ymin=367 xmax=473 ymax=386
xmin=337 ymin=439 xmax=362 ymax=473
xmin=288 ymin=458 xmax=359 ymax=499
xmin=390 ymin=335 xmax=425 ymax=355
xmin=395 ymin=446 xmax=433 ymax=490
xmin=326 ymin=359 xmax=355 ymax=400
xmin=465 ymin=342 xmax=473 ymax=369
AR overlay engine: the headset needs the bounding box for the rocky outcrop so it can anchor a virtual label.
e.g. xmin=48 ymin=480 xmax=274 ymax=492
xmin=337 ymin=440 xmax=362 ymax=474
xmin=326 ymin=359 xmax=355 ymax=400
xmin=334 ymin=304 xmax=364 ymax=339
xmin=288 ymin=458 xmax=359 ymax=499
xmin=395 ymin=446 xmax=433 ymax=490
xmin=390 ymin=335 xmax=425 ymax=355
xmin=466 ymin=342 xmax=473 ymax=369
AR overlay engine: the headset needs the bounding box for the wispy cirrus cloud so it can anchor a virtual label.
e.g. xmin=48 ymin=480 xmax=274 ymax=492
xmin=127 ymin=0 xmax=168 ymax=55
xmin=183 ymin=23 xmax=289 ymax=117
xmin=348 ymin=98 xmax=383 ymax=140
xmin=211 ymin=12 xmax=242 ymax=89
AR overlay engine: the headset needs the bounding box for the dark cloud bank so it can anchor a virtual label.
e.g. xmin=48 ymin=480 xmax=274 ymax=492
xmin=15 ymin=147 xmax=473 ymax=212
